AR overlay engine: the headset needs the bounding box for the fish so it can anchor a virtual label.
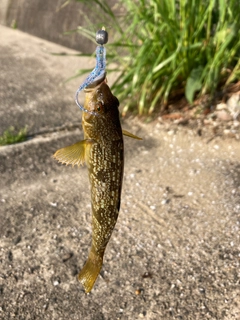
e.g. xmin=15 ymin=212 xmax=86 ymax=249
xmin=53 ymin=78 xmax=141 ymax=293
xmin=54 ymin=27 xmax=141 ymax=293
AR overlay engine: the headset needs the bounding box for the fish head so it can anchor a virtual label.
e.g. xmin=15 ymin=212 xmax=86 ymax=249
xmin=83 ymin=80 xmax=119 ymax=119
xmin=83 ymin=80 xmax=122 ymax=141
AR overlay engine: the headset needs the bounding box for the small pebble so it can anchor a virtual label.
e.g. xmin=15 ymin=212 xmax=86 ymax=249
xmin=216 ymin=110 xmax=232 ymax=121
xmin=50 ymin=202 xmax=57 ymax=207
xmin=216 ymin=103 xmax=227 ymax=110
xmin=135 ymin=289 xmax=143 ymax=295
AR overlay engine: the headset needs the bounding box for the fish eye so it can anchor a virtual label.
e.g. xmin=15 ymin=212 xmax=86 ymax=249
xmin=95 ymin=103 xmax=104 ymax=113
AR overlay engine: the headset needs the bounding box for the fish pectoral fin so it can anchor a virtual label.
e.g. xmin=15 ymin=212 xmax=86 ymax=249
xmin=122 ymin=129 xmax=142 ymax=140
xmin=53 ymin=139 xmax=93 ymax=167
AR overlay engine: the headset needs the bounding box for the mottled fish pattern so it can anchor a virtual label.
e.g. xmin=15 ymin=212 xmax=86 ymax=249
xmin=53 ymin=80 xmax=141 ymax=293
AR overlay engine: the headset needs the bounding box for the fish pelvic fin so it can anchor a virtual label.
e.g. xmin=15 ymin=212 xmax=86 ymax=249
xmin=53 ymin=139 xmax=94 ymax=167
xmin=122 ymin=129 xmax=142 ymax=140
xmin=78 ymin=250 xmax=103 ymax=293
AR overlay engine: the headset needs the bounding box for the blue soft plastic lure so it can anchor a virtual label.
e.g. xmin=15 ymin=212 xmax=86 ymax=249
xmin=75 ymin=28 xmax=108 ymax=116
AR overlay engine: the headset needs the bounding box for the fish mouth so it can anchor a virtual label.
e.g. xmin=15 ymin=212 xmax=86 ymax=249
xmin=84 ymin=72 xmax=107 ymax=92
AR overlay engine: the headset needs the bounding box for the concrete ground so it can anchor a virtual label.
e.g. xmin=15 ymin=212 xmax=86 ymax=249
xmin=0 ymin=25 xmax=239 ymax=320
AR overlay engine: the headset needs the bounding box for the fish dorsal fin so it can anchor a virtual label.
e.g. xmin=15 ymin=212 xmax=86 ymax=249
xmin=53 ymin=139 xmax=93 ymax=167
xmin=122 ymin=129 xmax=142 ymax=140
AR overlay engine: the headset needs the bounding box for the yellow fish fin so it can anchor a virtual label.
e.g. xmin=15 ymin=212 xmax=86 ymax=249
xmin=78 ymin=250 xmax=103 ymax=293
xmin=53 ymin=139 xmax=93 ymax=167
xmin=122 ymin=129 xmax=142 ymax=140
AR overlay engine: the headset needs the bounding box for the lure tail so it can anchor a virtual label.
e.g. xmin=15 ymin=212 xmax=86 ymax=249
xmin=75 ymin=27 xmax=108 ymax=115
xmin=78 ymin=249 xmax=103 ymax=293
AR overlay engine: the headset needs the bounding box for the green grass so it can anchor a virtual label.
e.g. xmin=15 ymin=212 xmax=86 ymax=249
xmin=74 ymin=0 xmax=240 ymax=115
xmin=0 ymin=127 xmax=27 ymax=146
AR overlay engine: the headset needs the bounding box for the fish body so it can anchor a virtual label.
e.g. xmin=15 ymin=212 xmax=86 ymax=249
xmin=54 ymin=28 xmax=141 ymax=293
xmin=53 ymin=80 xmax=141 ymax=293
xmin=79 ymin=81 xmax=124 ymax=293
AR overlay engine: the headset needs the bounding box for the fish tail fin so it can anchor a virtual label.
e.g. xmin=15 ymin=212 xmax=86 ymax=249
xmin=78 ymin=250 xmax=103 ymax=293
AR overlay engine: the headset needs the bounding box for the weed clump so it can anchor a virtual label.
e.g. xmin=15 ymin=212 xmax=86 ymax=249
xmin=75 ymin=0 xmax=240 ymax=115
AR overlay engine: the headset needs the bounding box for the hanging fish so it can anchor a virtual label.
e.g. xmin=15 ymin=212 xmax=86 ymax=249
xmin=53 ymin=28 xmax=141 ymax=293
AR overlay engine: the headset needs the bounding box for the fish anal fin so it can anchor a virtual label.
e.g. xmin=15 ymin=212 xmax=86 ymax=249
xmin=122 ymin=129 xmax=142 ymax=140
xmin=53 ymin=139 xmax=93 ymax=167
